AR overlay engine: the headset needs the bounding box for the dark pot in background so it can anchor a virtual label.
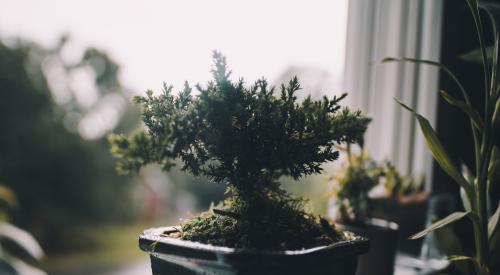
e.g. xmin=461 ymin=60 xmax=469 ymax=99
xmin=139 ymin=226 xmax=370 ymax=275
xmin=339 ymin=218 xmax=399 ymax=275
xmin=370 ymin=193 xmax=428 ymax=255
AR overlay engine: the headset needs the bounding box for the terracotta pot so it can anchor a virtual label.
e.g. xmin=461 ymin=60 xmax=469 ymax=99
xmin=139 ymin=226 xmax=370 ymax=275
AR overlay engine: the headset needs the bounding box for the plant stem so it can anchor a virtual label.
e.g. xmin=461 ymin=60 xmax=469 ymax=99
xmin=474 ymin=135 xmax=495 ymax=273
xmin=472 ymin=220 xmax=485 ymax=274
xmin=474 ymin=187 xmax=490 ymax=273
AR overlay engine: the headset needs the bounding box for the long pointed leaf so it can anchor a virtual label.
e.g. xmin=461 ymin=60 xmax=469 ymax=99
xmin=493 ymin=99 xmax=500 ymax=133
xmin=383 ymin=57 xmax=472 ymax=105
xmin=449 ymin=255 xmax=474 ymax=262
xmin=489 ymin=203 xmax=500 ymax=238
xmin=0 ymin=223 xmax=44 ymax=261
xmin=396 ymin=99 xmax=472 ymax=194
xmin=461 ymin=163 xmax=475 ymax=185
xmin=491 ymin=34 xmax=499 ymax=99
xmin=479 ymin=0 xmax=500 ymax=98
xmin=460 ymin=164 xmax=474 ymax=212
xmin=461 ymin=187 xmax=473 ymax=213
xmin=460 ymin=46 xmax=494 ymax=64
xmin=466 ymin=0 xmax=491 ymax=83
xmin=490 ymin=203 xmax=500 ymax=269
xmin=410 ymin=211 xmax=470 ymax=240
xmin=488 ymin=147 xmax=499 ymax=194
xmin=449 ymin=255 xmax=488 ymax=275
xmin=440 ymin=90 xmax=485 ymax=133
xmin=1 ymin=256 xmax=47 ymax=275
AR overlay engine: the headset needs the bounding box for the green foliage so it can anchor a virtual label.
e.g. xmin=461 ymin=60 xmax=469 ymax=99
xmin=396 ymin=99 xmax=472 ymax=194
xmin=332 ymin=149 xmax=423 ymax=222
xmin=384 ymin=1 xmax=500 ymax=273
xmin=333 ymin=150 xmax=381 ymax=222
xmin=460 ymin=46 xmax=494 ymax=64
xmin=382 ymin=160 xmax=424 ymax=196
xmin=111 ymin=53 xmax=369 ymax=186
xmin=110 ymin=52 xmax=370 ymax=249
xmin=409 ymin=211 xmax=470 ymax=240
xmin=0 ymin=38 xmax=137 ymax=253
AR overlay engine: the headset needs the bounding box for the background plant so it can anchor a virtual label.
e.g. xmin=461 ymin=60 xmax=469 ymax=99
xmin=383 ymin=0 xmax=500 ymax=274
xmin=332 ymin=147 xmax=423 ymax=222
xmin=110 ymin=52 xmax=371 ymax=249
xmin=332 ymin=149 xmax=381 ymax=222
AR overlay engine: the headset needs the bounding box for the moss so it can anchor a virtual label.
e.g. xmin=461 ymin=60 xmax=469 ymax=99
xmin=179 ymin=189 xmax=346 ymax=250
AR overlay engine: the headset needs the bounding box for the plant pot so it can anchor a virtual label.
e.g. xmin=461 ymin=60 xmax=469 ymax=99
xmin=370 ymin=193 xmax=428 ymax=255
xmin=139 ymin=226 xmax=370 ymax=275
xmin=339 ymin=218 xmax=399 ymax=275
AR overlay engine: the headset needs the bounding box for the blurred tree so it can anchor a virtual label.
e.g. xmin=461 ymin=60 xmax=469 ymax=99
xmin=0 ymin=38 xmax=139 ymax=252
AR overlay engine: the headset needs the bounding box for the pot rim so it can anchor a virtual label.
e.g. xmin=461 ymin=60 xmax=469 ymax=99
xmin=340 ymin=218 xmax=399 ymax=231
xmin=139 ymin=226 xmax=369 ymax=257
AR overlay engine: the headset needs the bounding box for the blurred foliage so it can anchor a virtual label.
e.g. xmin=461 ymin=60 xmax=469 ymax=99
xmin=0 ymin=37 xmax=139 ymax=253
xmin=41 ymin=223 xmax=151 ymax=274
xmin=332 ymin=149 xmax=380 ymax=222
xmin=332 ymin=147 xmax=424 ymax=222
xmin=0 ymin=184 xmax=45 ymax=275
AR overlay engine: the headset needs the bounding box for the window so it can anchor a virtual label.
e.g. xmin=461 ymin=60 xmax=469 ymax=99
xmin=344 ymin=0 xmax=444 ymax=187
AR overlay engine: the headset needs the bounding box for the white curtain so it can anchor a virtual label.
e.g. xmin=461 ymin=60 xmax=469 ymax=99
xmin=343 ymin=0 xmax=444 ymax=189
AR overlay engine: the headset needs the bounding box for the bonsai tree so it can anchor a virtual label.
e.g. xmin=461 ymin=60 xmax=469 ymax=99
xmin=110 ymin=52 xmax=370 ymax=250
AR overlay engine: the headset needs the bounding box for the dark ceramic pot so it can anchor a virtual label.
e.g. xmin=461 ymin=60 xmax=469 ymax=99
xmin=370 ymin=194 xmax=428 ymax=255
xmin=339 ymin=218 xmax=399 ymax=275
xmin=139 ymin=226 xmax=370 ymax=275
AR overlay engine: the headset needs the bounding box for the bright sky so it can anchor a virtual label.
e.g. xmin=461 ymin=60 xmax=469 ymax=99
xmin=0 ymin=0 xmax=348 ymax=94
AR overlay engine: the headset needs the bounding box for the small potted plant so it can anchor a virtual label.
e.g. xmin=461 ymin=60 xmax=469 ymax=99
xmin=369 ymin=163 xmax=428 ymax=256
xmin=109 ymin=52 xmax=371 ymax=274
xmin=328 ymin=146 xmax=410 ymax=275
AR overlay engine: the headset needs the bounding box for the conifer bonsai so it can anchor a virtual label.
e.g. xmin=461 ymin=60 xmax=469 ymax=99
xmin=110 ymin=52 xmax=370 ymax=251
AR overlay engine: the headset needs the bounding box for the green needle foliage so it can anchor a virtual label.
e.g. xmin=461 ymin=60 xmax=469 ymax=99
xmin=110 ymin=52 xmax=370 ymax=249
xmin=384 ymin=1 xmax=500 ymax=274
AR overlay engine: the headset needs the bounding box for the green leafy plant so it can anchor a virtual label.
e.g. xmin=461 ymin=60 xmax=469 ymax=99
xmin=383 ymin=1 xmax=500 ymax=274
xmin=110 ymin=52 xmax=370 ymax=250
xmin=381 ymin=161 xmax=425 ymax=198
xmin=332 ymin=147 xmax=423 ymax=222
xmin=332 ymin=149 xmax=381 ymax=222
